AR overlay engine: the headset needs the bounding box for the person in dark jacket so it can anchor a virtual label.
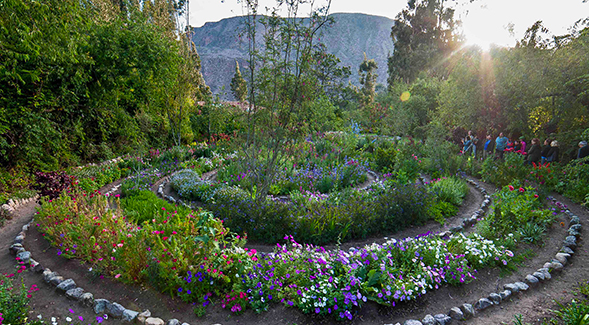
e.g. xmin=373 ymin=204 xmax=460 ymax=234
xmin=542 ymin=140 xmax=559 ymax=164
xmin=540 ymin=139 xmax=552 ymax=160
xmin=525 ymin=138 xmax=542 ymax=165
xmin=576 ymin=141 xmax=589 ymax=159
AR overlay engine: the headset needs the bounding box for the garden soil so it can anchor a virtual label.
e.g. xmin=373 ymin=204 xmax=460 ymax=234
xmin=1 ymin=179 xmax=588 ymax=325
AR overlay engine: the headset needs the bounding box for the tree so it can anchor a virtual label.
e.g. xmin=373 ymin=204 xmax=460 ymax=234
xmin=230 ymin=61 xmax=248 ymax=102
xmin=239 ymin=0 xmax=333 ymax=199
xmin=0 ymin=0 xmax=210 ymax=169
xmin=387 ymin=0 xmax=463 ymax=86
xmin=359 ymin=53 xmax=378 ymax=106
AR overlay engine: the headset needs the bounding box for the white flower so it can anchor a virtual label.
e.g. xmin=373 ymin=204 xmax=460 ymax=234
xmin=37 ymin=315 xmax=43 ymax=319
xmin=66 ymin=317 xmax=72 ymax=322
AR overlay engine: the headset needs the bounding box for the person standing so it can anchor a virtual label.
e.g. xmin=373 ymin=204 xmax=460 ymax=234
xmin=519 ymin=136 xmax=527 ymax=154
xmin=495 ymin=132 xmax=508 ymax=159
xmin=541 ymin=139 xmax=552 ymax=160
xmin=576 ymin=141 xmax=589 ymax=159
xmin=463 ymin=136 xmax=473 ymax=155
xmin=525 ymin=138 xmax=541 ymax=165
xmin=483 ymin=134 xmax=493 ymax=160
xmin=542 ymin=140 xmax=560 ymax=164
xmin=470 ymin=133 xmax=479 ymax=158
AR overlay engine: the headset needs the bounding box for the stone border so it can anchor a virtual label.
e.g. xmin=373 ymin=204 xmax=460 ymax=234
xmin=391 ymin=186 xmax=581 ymax=325
xmin=7 ymin=200 xmax=192 ymax=325
xmin=437 ymin=177 xmax=492 ymax=237
xmin=1 ymin=195 xmax=39 ymax=220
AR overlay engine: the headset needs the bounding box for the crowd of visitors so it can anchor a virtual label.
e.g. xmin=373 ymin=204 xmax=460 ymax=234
xmin=460 ymin=131 xmax=588 ymax=165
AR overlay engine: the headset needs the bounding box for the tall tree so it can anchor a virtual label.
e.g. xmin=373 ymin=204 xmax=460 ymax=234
xmin=230 ymin=61 xmax=248 ymax=102
xmin=387 ymin=0 xmax=463 ymax=86
xmin=359 ymin=53 xmax=378 ymax=106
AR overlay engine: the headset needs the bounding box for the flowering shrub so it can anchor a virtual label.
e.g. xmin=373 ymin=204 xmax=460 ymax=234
xmin=169 ymin=169 xmax=221 ymax=202
xmin=36 ymin=185 xmax=515 ymax=321
xmin=35 ymin=190 xmax=244 ymax=295
xmin=207 ymin=182 xmax=435 ymax=245
xmin=529 ymin=162 xmax=559 ymax=189
xmin=69 ymin=163 xmax=123 ymax=193
xmin=477 ymin=183 xmax=557 ymax=243
xmin=225 ymin=233 xmax=511 ymax=319
xmin=0 ymin=268 xmax=41 ymax=325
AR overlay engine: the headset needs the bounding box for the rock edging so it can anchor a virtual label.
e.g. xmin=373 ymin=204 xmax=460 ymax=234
xmin=1 ymin=195 xmax=40 ymax=220
xmin=389 ymin=186 xmax=581 ymax=325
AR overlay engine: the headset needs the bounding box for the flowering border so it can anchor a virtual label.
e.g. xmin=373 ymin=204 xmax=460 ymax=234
xmin=7 ymin=187 xmax=191 ymax=325
xmin=394 ymin=182 xmax=582 ymax=325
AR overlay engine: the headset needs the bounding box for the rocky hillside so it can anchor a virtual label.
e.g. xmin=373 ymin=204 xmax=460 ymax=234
xmin=191 ymin=13 xmax=394 ymax=98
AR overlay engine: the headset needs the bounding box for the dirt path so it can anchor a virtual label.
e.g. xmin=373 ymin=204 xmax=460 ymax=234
xmin=1 ymin=179 xmax=587 ymax=325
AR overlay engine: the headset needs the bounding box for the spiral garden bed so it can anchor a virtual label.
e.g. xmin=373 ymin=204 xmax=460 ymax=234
xmin=2 ymin=139 xmax=588 ymax=325
xmin=1 ymin=173 xmax=585 ymax=325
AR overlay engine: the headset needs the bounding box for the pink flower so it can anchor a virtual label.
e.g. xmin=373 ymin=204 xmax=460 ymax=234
xmin=115 ymin=274 xmax=121 ymax=278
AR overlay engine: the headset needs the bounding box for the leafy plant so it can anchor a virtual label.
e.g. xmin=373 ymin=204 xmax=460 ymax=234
xmin=428 ymin=176 xmax=468 ymax=206
xmin=33 ymin=171 xmax=73 ymax=200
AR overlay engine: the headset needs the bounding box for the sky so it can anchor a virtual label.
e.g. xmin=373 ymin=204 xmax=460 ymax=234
xmin=187 ymin=0 xmax=588 ymax=48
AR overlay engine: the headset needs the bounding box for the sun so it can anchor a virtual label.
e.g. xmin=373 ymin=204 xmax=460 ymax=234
xmin=459 ymin=3 xmax=516 ymax=50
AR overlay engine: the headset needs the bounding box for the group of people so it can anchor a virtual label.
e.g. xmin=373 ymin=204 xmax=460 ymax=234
xmin=461 ymin=131 xmax=589 ymax=165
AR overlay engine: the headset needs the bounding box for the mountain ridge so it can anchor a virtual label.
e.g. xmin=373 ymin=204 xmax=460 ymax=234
xmin=191 ymin=12 xmax=395 ymax=98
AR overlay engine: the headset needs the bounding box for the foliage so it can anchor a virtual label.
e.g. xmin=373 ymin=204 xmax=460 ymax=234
xmin=0 ymin=0 xmax=210 ymax=171
xmin=205 ymin=181 xmax=437 ymax=245
xmin=33 ymin=171 xmax=73 ymax=200
xmin=477 ymin=183 xmax=557 ymax=243
xmin=480 ymin=153 xmax=530 ymax=188
xmin=428 ymin=176 xmax=468 ymax=206
xmin=557 ymin=157 xmax=589 ymax=203
xmin=237 ymin=0 xmax=336 ymax=200
xmin=121 ymin=190 xmax=192 ymax=225
xmin=69 ymin=163 xmax=123 ymax=193
xmin=387 ymin=0 xmax=463 ymax=85
xmin=359 ymin=54 xmax=378 ymax=106
xmin=0 ymin=272 xmax=41 ymax=325
xmin=230 ymin=61 xmax=248 ymax=102
xmin=35 ymin=189 xmax=244 ymax=296
xmin=533 ymin=281 xmax=589 ymax=325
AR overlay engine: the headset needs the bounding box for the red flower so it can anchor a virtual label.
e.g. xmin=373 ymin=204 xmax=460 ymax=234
xmin=534 ymin=194 xmax=539 ymax=198
xmin=508 ymin=185 xmax=514 ymax=191
xmin=519 ymin=187 xmax=525 ymax=192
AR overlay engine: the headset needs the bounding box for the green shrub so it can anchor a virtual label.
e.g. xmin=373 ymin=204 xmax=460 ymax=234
xmin=429 ymin=200 xmax=458 ymax=225
xmin=481 ymin=183 xmax=557 ymax=242
xmin=480 ymin=152 xmax=529 ymax=188
xmin=428 ymin=176 xmax=468 ymax=206
xmin=120 ymin=190 xmax=191 ymax=224
xmin=557 ymin=157 xmax=589 ymax=203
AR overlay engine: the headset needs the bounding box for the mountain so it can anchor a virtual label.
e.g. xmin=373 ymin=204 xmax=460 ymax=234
xmin=191 ymin=13 xmax=395 ymax=98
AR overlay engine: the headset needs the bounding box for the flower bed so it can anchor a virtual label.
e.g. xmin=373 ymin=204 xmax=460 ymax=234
xmin=34 ymin=184 xmax=519 ymax=321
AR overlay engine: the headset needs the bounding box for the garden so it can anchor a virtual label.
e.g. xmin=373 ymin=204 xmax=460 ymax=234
xmin=2 ymin=0 xmax=589 ymax=324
